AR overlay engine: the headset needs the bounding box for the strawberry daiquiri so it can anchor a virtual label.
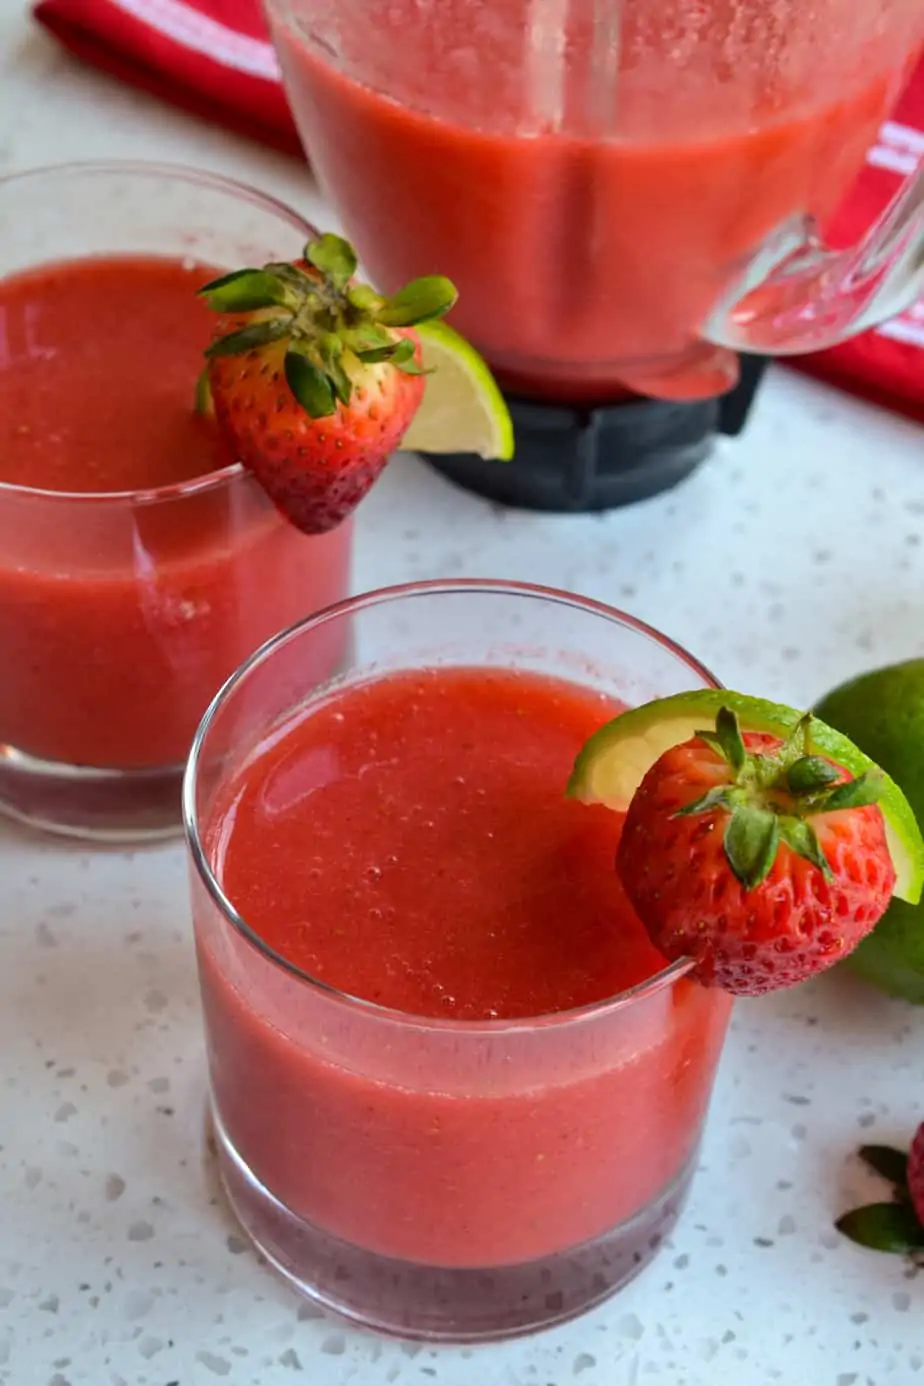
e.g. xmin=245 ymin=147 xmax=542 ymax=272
xmin=186 ymin=586 xmax=923 ymax=1339
xmin=0 ymin=257 xmax=349 ymax=772
xmin=0 ymin=164 xmax=355 ymax=840
xmin=200 ymin=668 xmax=729 ymax=1265
xmin=186 ymin=582 xmax=734 ymax=1340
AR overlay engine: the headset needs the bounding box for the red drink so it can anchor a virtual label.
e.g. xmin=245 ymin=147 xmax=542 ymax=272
xmin=202 ymin=665 xmax=729 ymax=1264
xmin=187 ymin=581 xmax=731 ymax=1339
xmin=0 ymin=255 xmax=348 ymax=772
xmin=0 ymin=164 xmax=351 ymax=839
xmin=268 ymin=0 xmax=918 ymax=399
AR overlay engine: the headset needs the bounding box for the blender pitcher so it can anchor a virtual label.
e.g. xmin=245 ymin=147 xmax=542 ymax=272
xmin=265 ymin=0 xmax=924 ymax=402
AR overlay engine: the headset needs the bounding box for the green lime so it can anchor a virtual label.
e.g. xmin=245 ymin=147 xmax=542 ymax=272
xmin=815 ymin=660 xmax=924 ymax=1003
xmin=399 ymin=319 xmax=514 ymax=461
xmin=567 ymin=687 xmax=924 ymax=905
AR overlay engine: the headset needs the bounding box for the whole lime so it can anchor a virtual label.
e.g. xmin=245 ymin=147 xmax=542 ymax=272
xmin=815 ymin=659 xmax=924 ymax=1004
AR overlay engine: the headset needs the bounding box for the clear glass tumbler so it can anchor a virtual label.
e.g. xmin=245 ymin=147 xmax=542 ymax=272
xmin=185 ymin=579 xmax=733 ymax=1341
xmin=0 ymin=162 xmax=352 ymax=841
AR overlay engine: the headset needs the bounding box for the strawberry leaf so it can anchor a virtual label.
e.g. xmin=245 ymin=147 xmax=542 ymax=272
xmin=205 ymin=318 xmax=291 ymax=358
xmin=778 ymin=815 xmax=832 ymax=878
xmin=343 ymin=324 xmax=394 ymax=354
xmin=815 ymin=770 xmax=883 ymax=814
xmin=354 ymin=337 xmax=418 ymax=367
xmin=317 ymin=337 xmax=353 ymax=407
xmin=701 ymin=706 xmax=746 ymax=774
xmin=787 ymin=755 xmax=840 ymax=794
xmin=390 ymin=338 xmax=417 ymax=364
xmin=305 ymin=233 xmax=357 ymax=291
xmin=724 ymin=805 xmax=779 ymax=888
xmin=284 ymin=350 xmax=336 ymax=418
xmin=378 ymin=275 xmax=458 ymax=327
xmin=199 ymin=268 xmax=290 ymax=312
xmin=858 ymin=1144 xmax=910 ymax=1189
xmin=194 ymin=369 xmax=213 ymax=417
xmin=674 ymin=785 xmax=733 ymax=819
xmin=355 ymin=344 xmax=401 ymax=364
xmin=347 ymin=283 xmax=386 ymax=313
xmin=265 ymin=261 xmax=316 ymax=291
xmin=836 ymin=1202 xmax=924 ymax=1254
xmin=778 ymin=712 xmax=813 ymax=765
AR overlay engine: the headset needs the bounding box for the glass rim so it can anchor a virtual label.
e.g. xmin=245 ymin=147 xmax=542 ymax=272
xmin=0 ymin=159 xmax=314 ymax=508
xmin=183 ymin=577 xmax=721 ymax=1034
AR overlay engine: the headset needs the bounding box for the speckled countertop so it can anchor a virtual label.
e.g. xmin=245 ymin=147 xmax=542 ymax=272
xmin=2 ymin=5 xmax=924 ymax=1383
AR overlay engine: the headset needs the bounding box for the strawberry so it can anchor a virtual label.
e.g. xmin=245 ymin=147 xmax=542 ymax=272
xmin=616 ymin=707 xmax=896 ymax=996
xmin=198 ymin=234 xmax=457 ymax=534
xmin=836 ymin=1130 xmax=924 ymax=1257
xmin=910 ymin=1122 xmax=924 ymax=1228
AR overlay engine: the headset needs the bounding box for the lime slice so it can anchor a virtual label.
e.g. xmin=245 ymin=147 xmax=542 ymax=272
xmin=400 ymin=319 xmax=514 ymax=460
xmin=567 ymin=688 xmax=924 ymax=905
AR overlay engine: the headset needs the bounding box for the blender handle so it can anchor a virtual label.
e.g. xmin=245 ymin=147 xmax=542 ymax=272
xmin=706 ymin=161 xmax=924 ymax=356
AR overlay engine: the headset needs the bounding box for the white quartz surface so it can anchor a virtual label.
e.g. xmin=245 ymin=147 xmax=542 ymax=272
xmin=2 ymin=5 xmax=924 ymax=1383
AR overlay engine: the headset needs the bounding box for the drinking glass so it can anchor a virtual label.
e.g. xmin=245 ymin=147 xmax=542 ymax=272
xmin=0 ymin=162 xmax=352 ymax=840
xmin=185 ymin=579 xmax=733 ymax=1340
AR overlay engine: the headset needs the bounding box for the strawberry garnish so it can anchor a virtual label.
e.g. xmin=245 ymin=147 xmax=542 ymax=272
xmin=616 ymin=707 xmax=896 ymax=996
xmin=198 ymin=234 xmax=457 ymax=534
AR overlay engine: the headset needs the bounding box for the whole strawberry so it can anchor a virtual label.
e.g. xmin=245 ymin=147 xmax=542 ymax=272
xmin=616 ymin=707 xmax=896 ymax=996
xmin=910 ymin=1121 xmax=924 ymax=1227
xmin=836 ymin=1129 xmax=924 ymax=1257
xmin=199 ymin=234 xmax=457 ymax=534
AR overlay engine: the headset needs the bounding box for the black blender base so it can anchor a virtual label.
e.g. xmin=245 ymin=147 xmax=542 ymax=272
xmin=420 ymin=355 xmax=768 ymax=513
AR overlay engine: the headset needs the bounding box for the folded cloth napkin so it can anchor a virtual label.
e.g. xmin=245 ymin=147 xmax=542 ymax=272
xmin=31 ymin=0 xmax=924 ymax=420
xmin=793 ymin=61 xmax=924 ymax=424
xmin=33 ymin=0 xmax=303 ymax=153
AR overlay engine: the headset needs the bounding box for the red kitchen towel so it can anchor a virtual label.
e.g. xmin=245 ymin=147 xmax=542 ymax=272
xmin=793 ymin=62 xmax=924 ymax=424
xmin=30 ymin=0 xmax=924 ymax=420
xmin=33 ymin=0 xmax=303 ymax=154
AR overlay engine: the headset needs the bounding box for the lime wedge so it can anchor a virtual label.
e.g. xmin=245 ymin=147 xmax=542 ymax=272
xmin=567 ymin=688 xmax=924 ymax=905
xmin=400 ymin=319 xmax=514 ymax=460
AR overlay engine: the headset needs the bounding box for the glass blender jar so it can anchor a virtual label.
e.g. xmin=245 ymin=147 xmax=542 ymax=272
xmin=265 ymin=0 xmax=924 ymax=502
